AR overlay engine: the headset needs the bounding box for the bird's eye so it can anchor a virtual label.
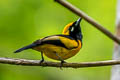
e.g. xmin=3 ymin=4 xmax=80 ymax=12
xmin=70 ymin=27 xmax=74 ymax=32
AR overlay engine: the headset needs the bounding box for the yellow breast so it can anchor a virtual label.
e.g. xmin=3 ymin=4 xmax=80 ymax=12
xmin=33 ymin=40 xmax=82 ymax=60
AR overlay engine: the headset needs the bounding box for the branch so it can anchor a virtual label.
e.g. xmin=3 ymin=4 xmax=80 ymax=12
xmin=55 ymin=0 xmax=120 ymax=44
xmin=1 ymin=57 xmax=120 ymax=68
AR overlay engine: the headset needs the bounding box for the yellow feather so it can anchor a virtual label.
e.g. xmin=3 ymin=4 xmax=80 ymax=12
xmin=62 ymin=22 xmax=73 ymax=35
xmin=33 ymin=36 xmax=82 ymax=60
xmin=59 ymin=36 xmax=78 ymax=49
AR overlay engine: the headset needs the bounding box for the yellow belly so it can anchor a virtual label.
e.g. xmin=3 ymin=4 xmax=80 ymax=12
xmin=33 ymin=41 xmax=81 ymax=60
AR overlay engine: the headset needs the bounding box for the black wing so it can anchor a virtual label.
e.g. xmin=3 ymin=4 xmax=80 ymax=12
xmin=14 ymin=35 xmax=75 ymax=53
xmin=34 ymin=35 xmax=72 ymax=49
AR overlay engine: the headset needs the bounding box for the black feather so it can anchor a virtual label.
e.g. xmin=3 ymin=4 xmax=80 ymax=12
xmin=14 ymin=43 xmax=37 ymax=53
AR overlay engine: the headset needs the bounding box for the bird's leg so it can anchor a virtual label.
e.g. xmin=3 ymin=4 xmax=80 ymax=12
xmin=60 ymin=60 xmax=66 ymax=70
xmin=54 ymin=52 xmax=66 ymax=69
xmin=39 ymin=52 xmax=44 ymax=65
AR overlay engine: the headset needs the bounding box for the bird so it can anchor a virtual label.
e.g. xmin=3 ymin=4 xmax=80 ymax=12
xmin=14 ymin=18 xmax=83 ymax=67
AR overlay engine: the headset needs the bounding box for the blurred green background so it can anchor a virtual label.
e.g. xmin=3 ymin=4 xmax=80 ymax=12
xmin=0 ymin=0 xmax=116 ymax=80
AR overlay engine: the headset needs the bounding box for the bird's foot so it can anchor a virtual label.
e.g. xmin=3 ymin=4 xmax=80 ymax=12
xmin=39 ymin=59 xmax=44 ymax=65
xmin=60 ymin=60 xmax=66 ymax=70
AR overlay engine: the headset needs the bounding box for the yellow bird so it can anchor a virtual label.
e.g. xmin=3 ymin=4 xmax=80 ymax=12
xmin=14 ymin=18 xmax=83 ymax=66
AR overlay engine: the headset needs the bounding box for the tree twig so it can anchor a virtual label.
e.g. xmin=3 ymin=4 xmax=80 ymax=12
xmin=55 ymin=0 xmax=120 ymax=44
xmin=0 ymin=57 xmax=120 ymax=68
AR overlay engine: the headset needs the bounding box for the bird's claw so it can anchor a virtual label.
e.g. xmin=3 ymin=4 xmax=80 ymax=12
xmin=39 ymin=59 xmax=44 ymax=65
xmin=60 ymin=60 xmax=66 ymax=70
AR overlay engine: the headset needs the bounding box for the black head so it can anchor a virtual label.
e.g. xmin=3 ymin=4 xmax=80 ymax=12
xmin=68 ymin=18 xmax=83 ymax=41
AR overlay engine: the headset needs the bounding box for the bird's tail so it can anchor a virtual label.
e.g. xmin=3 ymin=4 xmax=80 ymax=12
xmin=14 ymin=43 xmax=36 ymax=53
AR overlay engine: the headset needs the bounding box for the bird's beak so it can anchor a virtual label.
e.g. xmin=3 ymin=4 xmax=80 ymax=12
xmin=75 ymin=18 xmax=82 ymax=26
